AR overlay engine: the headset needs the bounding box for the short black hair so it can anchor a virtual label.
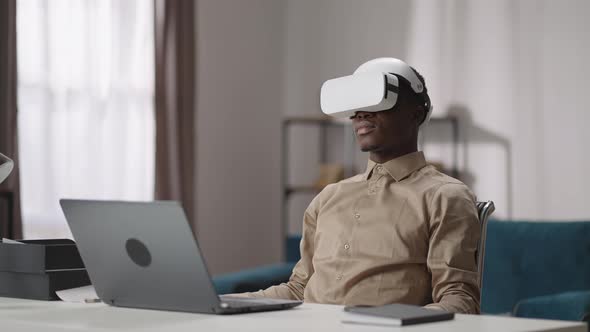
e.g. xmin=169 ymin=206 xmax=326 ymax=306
xmin=398 ymin=66 xmax=428 ymax=124
xmin=410 ymin=66 xmax=427 ymax=96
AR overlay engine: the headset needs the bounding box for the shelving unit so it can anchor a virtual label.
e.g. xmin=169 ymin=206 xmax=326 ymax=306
xmin=426 ymin=116 xmax=460 ymax=178
xmin=280 ymin=115 xmax=460 ymax=260
xmin=281 ymin=115 xmax=350 ymax=197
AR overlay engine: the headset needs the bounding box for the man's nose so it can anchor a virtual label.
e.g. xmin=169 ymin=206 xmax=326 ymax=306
xmin=354 ymin=111 xmax=374 ymax=119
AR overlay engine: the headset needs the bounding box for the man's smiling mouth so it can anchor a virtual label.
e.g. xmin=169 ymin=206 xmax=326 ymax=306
xmin=355 ymin=121 xmax=377 ymax=135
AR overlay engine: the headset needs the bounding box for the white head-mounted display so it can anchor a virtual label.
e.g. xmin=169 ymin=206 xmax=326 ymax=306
xmin=0 ymin=153 xmax=14 ymax=184
xmin=320 ymin=58 xmax=432 ymax=126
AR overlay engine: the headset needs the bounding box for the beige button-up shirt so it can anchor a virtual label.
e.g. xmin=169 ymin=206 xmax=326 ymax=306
xmin=246 ymin=151 xmax=480 ymax=314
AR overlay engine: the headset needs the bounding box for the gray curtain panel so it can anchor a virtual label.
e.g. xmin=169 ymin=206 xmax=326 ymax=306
xmin=154 ymin=0 xmax=197 ymax=231
xmin=0 ymin=0 xmax=22 ymax=239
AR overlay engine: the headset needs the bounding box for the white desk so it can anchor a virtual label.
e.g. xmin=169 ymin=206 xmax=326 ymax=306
xmin=0 ymin=297 xmax=586 ymax=332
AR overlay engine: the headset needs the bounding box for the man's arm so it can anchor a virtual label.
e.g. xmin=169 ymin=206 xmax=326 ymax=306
xmin=238 ymin=196 xmax=319 ymax=300
xmin=424 ymin=183 xmax=481 ymax=314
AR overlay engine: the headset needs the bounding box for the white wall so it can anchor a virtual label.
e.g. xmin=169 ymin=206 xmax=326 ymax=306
xmin=196 ymin=0 xmax=285 ymax=274
xmin=195 ymin=0 xmax=590 ymax=273
xmin=283 ymin=0 xmax=590 ymax=221
xmin=404 ymin=0 xmax=590 ymax=220
xmin=282 ymin=0 xmax=417 ymax=235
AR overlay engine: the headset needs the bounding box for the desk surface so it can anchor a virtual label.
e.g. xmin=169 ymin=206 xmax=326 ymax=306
xmin=0 ymin=297 xmax=586 ymax=332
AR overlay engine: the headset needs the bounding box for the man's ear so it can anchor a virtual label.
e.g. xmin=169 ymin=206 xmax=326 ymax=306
xmin=415 ymin=108 xmax=425 ymax=126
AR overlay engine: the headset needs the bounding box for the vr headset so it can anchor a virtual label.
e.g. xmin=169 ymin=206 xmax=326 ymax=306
xmin=320 ymin=58 xmax=432 ymax=127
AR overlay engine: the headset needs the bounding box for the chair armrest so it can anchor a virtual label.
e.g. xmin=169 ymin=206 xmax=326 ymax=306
xmin=513 ymin=290 xmax=590 ymax=322
xmin=212 ymin=262 xmax=296 ymax=294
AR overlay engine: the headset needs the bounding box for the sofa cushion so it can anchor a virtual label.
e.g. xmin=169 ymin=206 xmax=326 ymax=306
xmin=286 ymin=235 xmax=302 ymax=262
xmin=514 ymin=290 xmax=590 ymax=322
xmin=481 ymin=220 xmax=590 ymax=314
xmin=213 ymin=262 xmax=297 ymax=294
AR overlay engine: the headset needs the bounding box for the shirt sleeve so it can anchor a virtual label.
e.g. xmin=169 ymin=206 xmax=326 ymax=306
xmin=424 ymin=183 xmax=481 ymax=314
xmin=237 ymin=195 xmax=319 ymax=300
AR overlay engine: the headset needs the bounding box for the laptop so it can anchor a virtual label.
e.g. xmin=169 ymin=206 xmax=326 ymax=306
xmin=59 ymin=199 xmax=302 ymax=314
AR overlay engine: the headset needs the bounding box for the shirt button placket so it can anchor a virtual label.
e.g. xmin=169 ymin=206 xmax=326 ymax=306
xmin=369 ymin=165 xmax=381 ymax=195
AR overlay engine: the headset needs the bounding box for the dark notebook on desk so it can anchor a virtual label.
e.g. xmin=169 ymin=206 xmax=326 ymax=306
xmin=343 ymin=303 xmax=454 ymax=326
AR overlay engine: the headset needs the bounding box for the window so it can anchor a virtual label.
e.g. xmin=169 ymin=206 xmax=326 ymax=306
xmin=17 ymin=0 xmax=155 ymax=238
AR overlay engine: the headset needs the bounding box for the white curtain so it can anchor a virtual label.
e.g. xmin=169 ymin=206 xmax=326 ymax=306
xmin=17 ymin=0 xmax=155 ymax=239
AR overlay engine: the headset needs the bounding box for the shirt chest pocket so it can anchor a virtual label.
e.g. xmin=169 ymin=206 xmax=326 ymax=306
xmin=353 ymin=197 xmax=427 ymax=260
xmin=312 ymin=194 xmax=428 ymax=260
xmin=353 ymin=212 xmax=399 ymax=259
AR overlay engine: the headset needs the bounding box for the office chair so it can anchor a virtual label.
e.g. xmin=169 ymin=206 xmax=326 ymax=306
xmin=475 ymin=200 xmax=496 ymax=290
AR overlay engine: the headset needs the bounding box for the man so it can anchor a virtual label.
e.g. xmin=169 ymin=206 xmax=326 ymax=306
xmin=243 ymin=58 xmax=480 ymax=314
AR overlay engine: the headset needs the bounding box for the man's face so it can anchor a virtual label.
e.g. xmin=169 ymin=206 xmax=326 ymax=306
xmin=351 ymin=102 xmax=419 ymax=153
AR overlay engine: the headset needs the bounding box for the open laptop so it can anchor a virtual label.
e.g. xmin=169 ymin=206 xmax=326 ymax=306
xmin=59 ymin=199 xmax=302 ymax=314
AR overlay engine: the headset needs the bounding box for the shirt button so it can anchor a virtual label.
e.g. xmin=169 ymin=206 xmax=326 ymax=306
xmin=354 ymin=213 xmax=360 ymax=219
xmin=375 ymin=165 xmax=383 ymax=172
xmin=344 ymin=243 xmax=350 ymax=250
xmin=336 ymin=275 xmax=343 ymax=281
xmin=369 ymin=188 xmax=376 ymax=194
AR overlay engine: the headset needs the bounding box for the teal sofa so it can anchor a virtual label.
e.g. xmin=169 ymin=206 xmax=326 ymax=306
xmin=212 ymin=220 xmax=590 ymax=325
xmin=481 ymin=220 xmax=590 ymax=323
xmin=213 ymin=236 xmax=300 ymax=294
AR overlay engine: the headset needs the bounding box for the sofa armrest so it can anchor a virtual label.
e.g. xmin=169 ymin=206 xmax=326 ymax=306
xmin=212 ymin=262 xmax=296 ymax=295
xmin=513 ymin=290 xmax=590 ymax=323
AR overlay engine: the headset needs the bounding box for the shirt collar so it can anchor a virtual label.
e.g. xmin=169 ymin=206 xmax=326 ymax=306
xmin=363 ymin=151 xmax=427 ymax=182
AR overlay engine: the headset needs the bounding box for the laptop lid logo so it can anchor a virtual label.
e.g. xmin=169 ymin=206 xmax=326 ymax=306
xmin=125 ymin=238 xmax=152 ymax=267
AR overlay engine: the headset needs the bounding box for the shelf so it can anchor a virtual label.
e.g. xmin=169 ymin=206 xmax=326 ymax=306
xmin=283 ymin=115 xmax=455 ymax=125
xmin=283 ymin=116 xmax=347 ymax=125
xmin=284 ymin=185 xmax=318 ymax=195
xmin=429 ymin=115 xmax=458 ymax=122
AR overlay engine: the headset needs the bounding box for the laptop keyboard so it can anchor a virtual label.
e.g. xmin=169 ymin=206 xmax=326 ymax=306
xmin=220 ymin=295 xmax=297 ymax=308
xmin=223 ymin=299 xmax=260 ymax=308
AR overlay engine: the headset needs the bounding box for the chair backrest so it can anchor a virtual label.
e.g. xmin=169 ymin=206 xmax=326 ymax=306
xmin=475 ymin=201 xmax=495 ymax=290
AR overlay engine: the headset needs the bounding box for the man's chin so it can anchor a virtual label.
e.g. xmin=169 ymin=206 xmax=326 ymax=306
xmin=360 ymin=144 xmax=380 ymax=152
